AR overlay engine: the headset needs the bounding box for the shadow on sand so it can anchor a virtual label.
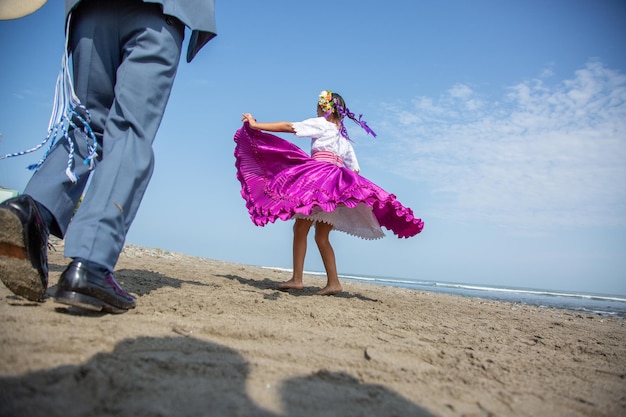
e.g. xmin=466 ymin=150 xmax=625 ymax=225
xmin=217 ymin=273 xmax=381 ymax=302
xmin=0 ymin=336 xmax=436 ymax=417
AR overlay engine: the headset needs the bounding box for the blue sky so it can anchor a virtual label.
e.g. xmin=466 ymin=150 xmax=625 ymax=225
xmin=1 ymin=1 xmax=625 ymax=295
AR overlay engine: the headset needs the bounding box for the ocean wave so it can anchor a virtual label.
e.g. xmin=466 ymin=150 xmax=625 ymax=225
xmin=262 ymin=266 xmax=626 ymax=317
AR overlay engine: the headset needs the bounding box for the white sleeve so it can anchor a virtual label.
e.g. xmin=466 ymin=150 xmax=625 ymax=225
xmin=292 ymin=118 xmax=326 ymax=138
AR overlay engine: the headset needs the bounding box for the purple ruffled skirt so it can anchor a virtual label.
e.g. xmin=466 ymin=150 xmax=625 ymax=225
xmin=234 ymin=123 xmax=424 ymax=239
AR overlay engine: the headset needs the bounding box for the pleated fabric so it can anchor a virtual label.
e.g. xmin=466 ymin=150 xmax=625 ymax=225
xmin=234 ymin=123 xmax=424 ymax=239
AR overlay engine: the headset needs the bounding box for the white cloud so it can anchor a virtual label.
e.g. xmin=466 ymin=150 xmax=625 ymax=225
xmin=377 ymin=60 xmax=626 ymax=232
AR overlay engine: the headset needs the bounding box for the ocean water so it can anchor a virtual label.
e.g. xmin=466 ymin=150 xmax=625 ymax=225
xmin=264 ymin=267 xmax=626 ymax=318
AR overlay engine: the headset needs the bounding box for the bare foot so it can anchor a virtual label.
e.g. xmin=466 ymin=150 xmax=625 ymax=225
xmin=278 ymin=279 xmax=303 ymax=291
xmin=316 ymin=285 xmax=342 ymax=296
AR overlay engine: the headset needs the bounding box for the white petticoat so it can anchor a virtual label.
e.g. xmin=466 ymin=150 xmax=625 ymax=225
xmin=294 ymin=202 xmax=385 ymax=240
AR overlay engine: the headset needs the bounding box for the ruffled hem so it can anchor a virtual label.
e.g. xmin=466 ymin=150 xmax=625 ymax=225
xmin=234 ymin=123 xmax=424 ymax=239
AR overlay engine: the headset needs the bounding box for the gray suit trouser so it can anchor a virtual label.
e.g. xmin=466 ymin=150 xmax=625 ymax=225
xmin=24 ymin=0 xmax=184 ymax=271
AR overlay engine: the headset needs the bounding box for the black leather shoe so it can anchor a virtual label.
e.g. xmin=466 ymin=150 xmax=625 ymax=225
xmin=55 ymin=260 xmax=136 ymax=314
xmin=0 ymin=195 xmax=49 ymax=301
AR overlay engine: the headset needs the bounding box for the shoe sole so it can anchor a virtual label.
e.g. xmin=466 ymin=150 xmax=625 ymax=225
xmin=55 ymin=289 xmax=129 ymax=314
xmin=0 ymin=209 xmax=46 ymax=301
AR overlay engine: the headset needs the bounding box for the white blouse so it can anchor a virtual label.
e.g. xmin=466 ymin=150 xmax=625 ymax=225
xmin=292 ymin=117 xmax=360 ymax=172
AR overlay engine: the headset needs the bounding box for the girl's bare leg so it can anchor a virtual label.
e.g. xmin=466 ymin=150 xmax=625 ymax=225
xmin=314 ymin=222 xmax=342 ymax=295
xmin=278 ymin=218 xmax=312 ymax=291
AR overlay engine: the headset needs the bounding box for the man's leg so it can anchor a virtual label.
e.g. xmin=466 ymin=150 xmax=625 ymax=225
xmin=54 ymin=1 xmax=184 ymax=313
xmin=63 ymin=0 xmax=184 ymax=271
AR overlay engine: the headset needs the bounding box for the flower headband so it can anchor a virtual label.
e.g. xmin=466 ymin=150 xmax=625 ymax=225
xmin=318 ymin=90 xmax=377 ymax=140
xmin=318 ymin=90 xmax=334 ymax=113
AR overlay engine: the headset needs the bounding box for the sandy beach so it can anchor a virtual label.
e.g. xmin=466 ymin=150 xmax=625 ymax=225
xmin=0 ymin=241 xmax=624 ymax=417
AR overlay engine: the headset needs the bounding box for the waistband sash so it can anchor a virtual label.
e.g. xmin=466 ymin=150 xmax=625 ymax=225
xmin=312 ymin=150 xmax=343 ymax=167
